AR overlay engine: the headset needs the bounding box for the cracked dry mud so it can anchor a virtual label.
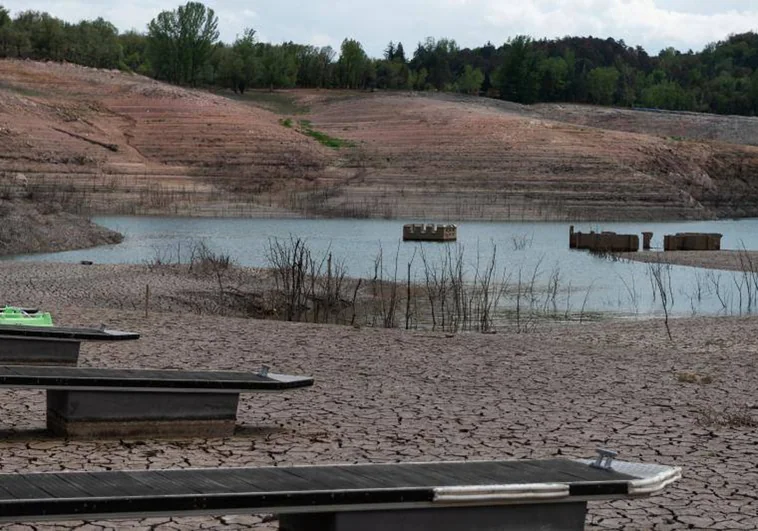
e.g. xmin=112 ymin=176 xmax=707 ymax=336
xmin=0 ymin=264 xmax=757 ymax=530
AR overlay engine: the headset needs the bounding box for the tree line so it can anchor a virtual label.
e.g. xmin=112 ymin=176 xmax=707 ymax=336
xmin=1 ymin=2 xmax=758 ymax=115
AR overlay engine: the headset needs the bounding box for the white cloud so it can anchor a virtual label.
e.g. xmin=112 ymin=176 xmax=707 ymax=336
xmin=484 ymin=0 xmax=758 ymax=51
xmin=2 ymin=0 xmax=757 ymax=56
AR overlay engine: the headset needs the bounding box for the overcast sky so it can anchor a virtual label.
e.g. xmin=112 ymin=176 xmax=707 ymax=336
xmin=3 ymin=0 xmax=758 ymax=57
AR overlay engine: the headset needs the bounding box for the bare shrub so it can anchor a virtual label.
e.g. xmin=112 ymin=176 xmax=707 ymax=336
xmin=265 ymin=236 xmax=356 ymax=324
xmin=698 ymin=406 xmax=758 ymax=428
xmin=266 ymin=236 xmax=314 ymax=321
xmin=648 ymin=261 xmax=674 ymax=341
xmin=144 ymin=245 xmax=180 ymax=272
xmin=188 ymin=241 xmax=233 ymax=276
xmin=370 ymin=244 xmax=402 ymax=328
xmin=736 ymin=243 xmax=758 ymax=314
xmin=676 ymin=372 xmax=713 ymax=384
xmin=416 ymin=243 xmax=512 ymax=333
xmin=511 ymin=233 xmax=534 ymax=251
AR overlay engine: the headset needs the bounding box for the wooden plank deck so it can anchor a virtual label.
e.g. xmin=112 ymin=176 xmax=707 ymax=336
xmin=0 ymin=324 xmax=139 ymax=341
xmin=0 ymin=366 xmax=314 ymax=437
xmin=0 ymin=459 xmax=680 ymax=525
xmin=0 ymin=366 xmax=314 ymax=392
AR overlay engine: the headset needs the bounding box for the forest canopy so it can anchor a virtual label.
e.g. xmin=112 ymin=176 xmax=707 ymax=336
xmin=1 ymin=2 xmax=757 ymax=116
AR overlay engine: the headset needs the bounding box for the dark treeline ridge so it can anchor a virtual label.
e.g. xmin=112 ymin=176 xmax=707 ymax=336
xmin=1 ymin=1 xmax=758 ymax=115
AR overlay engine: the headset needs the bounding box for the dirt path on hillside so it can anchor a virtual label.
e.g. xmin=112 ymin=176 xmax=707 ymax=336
xmin=0 ymin=261 xmax=755 ymax=529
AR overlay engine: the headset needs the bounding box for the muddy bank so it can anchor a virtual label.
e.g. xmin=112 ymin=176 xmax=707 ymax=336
xmin=616 ymin=249 xmax=758 ymax=272
xmin=0 ymin=199 xmax=122 ymax=256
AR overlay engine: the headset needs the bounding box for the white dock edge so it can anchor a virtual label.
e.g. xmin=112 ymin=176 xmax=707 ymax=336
xmin=434 ymin=483 xmax=569 ymax=505
xmin=574 ymin=459 xmax=682 ymax=496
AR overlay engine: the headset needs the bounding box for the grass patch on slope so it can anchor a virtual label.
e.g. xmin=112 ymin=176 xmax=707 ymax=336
xmin=297 ymin=120 xmax=355 ymax=149
xmin=0 ymin=80 xmax=45 ymax=98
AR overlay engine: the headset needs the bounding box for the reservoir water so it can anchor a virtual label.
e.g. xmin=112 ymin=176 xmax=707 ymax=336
xmin=8 ymin=216 xmax=758 ymax=319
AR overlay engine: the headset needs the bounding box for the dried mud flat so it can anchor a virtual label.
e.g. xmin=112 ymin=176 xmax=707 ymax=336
xmin=0 ymin=262 xmax=757 ymax=530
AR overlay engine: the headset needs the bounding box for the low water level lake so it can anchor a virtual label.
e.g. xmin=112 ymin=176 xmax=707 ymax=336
xmin=9 ymin=217 xmax=758 ymax=319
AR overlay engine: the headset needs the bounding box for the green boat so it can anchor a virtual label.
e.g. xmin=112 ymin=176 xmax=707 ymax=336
xmin=0 ymin=306 xmax=54 ymax=327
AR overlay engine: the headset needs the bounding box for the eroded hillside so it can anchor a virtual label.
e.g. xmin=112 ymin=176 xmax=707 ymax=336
xmin=0 ymin=60 xmax=334 ymax=218
xmin=297 ymin=91 xmax=758 ymax=220
xmin=2 ymin=59 xmax=758 ymax=223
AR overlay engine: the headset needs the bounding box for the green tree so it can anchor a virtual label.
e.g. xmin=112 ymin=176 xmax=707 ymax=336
xmin=2 ymin=12 xmax=30 ymax=57
xmin=587 ymin=66 xmax=619 ymax=105
xmin=316 ymin=46 xmax=336 ymax=87
xmin=538 ymin=56 xmax=569 ymax=100
xmin=293 ymin=44 xmax=334 ymax=88
xmin=146 ymin=10 xmax=180 ymax=82
xmin=640 ymin=80 xmax=694 ymax=110
xmin=376 ymin=58 xmax=410 ymax=89
xmin=414 ymin=67 xmax=428 ymax=90
xmin=338 ymin=38 xmax=369 ymax=88
xmin=615 ymin=62 xmax=638 ymax=107
xmin=147 ymin=1 xmax=219 ymax=85
xmin=13 ymin=11 xmax=66 ymax=60
xmin=0 ymin=5 xmax=10 ymax=27
xmin=259 ymin=44 xmax=297 ymax=89
xmin=750 ymin=70 xmax=758 ymax=113
xmin=457 ymin=64 xmax=484 ymax=94
xmin=214 ymin=44 xmax=243 ymax=90
xmin=67 ymin=18 xmax=122 ymax=68
xmin=384 ymin=41 xmax=396 ymax=61
xmin=495 ymin=35 xmax=540 ymax=103
xmin=395 ymin=42 xmax=407 ymax=63
xmin=411 ymin=37 xmax=458 ymax=90
xmin=231 ymin=28 xmax=258 ymax=92
xmin=0 ymin=5 xmax=12 ymax=56
xmin=119 ymin=30 xmax=150 ymax=74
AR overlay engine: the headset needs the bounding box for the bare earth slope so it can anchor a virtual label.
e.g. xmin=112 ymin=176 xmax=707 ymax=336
xmin=531 ymin=102 xmax=758 ymax=146
xmin=301 ymin=91 xmax=758 ymax=221
xmin=0 ymin=60 xmax=333 ymax=218
xmin=2 ymin=59 xmax=758 ymax=222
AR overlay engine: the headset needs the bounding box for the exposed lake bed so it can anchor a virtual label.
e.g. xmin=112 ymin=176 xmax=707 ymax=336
xmin=0 ymin=290 xmax=755 ymax=530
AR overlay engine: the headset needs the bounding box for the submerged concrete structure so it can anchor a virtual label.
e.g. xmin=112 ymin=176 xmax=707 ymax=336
xmin=569 ymin=226 xmax=639 ymax=252
xmin=642 ymin=232 xmax=653 ymax=250
xmin=403 ymin=224 xmax=457 ymax=242
xmin=663 ymin=233 xmax=722 ymax=251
